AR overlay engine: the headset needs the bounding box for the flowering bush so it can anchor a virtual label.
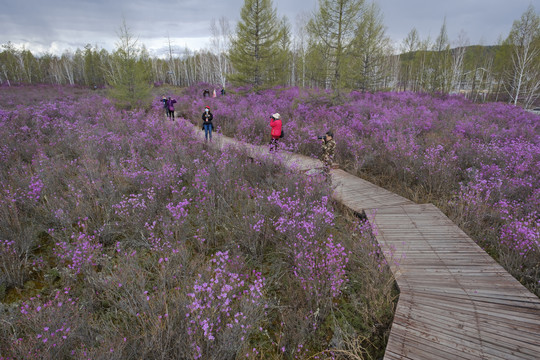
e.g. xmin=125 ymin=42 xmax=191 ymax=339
xmin=0 ymin=85 xmax=395 ymax=359
xmin=186 ymin=251 xmax=266 ymax=359
xmin=176 ymin=85 xmax=540 ymax=295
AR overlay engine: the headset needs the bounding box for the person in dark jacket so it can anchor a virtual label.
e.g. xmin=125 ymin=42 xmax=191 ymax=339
xmin=160 ymin=96 xmax=168 ymax=116
xmin=201 ymin=106 xmax=214 ymax=141
xmin=167 ymin=97 xmax=177 ymax=120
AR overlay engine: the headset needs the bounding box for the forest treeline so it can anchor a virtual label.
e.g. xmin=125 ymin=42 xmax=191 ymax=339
xmin=1 ymin=0 xmax=539 ymax=107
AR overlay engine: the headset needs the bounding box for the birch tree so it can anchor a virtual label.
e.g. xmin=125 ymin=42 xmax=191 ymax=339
xmin=506 ymin=5 xmax=540 ymax=106
xmin=166 ymin=34 xmax=179 ymax=86
xmin=450 ymin=31 xmax=468 ymax=93
xmin=430 ymin=18 xmax=452 ymax=92
xmin=210 ymin=17 xmax=231 ymax=88
xmin=399 ymin=28 xmax=420 ymax=91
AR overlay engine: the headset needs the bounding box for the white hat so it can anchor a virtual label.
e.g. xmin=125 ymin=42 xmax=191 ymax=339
xmin=272 ymin=113 xmax=281 ymax=119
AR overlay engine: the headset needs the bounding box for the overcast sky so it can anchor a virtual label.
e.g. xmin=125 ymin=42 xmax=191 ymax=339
xmin=0 ymin=0 xmax=535 ymax=56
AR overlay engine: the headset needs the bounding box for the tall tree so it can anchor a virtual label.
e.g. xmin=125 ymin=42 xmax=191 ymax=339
xmin=107 ymin=19 xmax=152 ymax=109
xmin=506 ymin=5 xmax=540 ymax=106
xmin=293 ymin=13 xmax=310 ymax=87
xmin=0 ymin=42 xmax=21 ymax=85
xmin=83 ymin=44 xmax=104 ymax=87
xmin=166 ymin=34 xmax=179 ymax=86
xmin=229 ymin=0 xmax=286 ymax=88
xmin=398 ymin=28 xmax=421 ymax=91
xmin=430 ymin=18 xmax=452 ymax=92
xmin=307 ymin=0 xmax=364 ymax=91
xmin=210 ymin=17 xmax=231 ymax=88
xmin=450 ymin=31 xmax=468 ymax=93
xmin=350 ymin=1 xmax=390 ymax=91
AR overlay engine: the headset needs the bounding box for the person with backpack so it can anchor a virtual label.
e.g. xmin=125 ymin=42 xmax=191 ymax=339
xmin=201 ymin=106 xmax=214 ymax=141
xmin=167 ymin=97 xmax=177 ymax=120
xmin=269 ymin=113 xmax=282 ymax=151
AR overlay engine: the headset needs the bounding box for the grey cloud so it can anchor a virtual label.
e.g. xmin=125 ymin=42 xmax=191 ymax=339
xmin=0 ymin=0 xmax=534 ymax=55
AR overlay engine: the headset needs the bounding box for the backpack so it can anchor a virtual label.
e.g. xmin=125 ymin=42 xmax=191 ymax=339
xmin=280 ymin=129 xmax=284 ymax=138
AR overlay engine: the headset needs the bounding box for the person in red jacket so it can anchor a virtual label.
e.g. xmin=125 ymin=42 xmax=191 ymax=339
xmin=269 ymin=113 xmax=282 ymax=151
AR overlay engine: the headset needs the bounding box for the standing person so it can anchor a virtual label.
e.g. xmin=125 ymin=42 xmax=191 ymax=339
xmin=269 ymin=113 xmax=282 ymax=152
xmin=201 ymin=106 xmax=214 ymax=141
xmin=167 ymin=97 xmax=177 ymax=120
xmin=212 ymin=89 xmax=217 ymax=98
xmin=321 ymin=131 xmax=336 ymax=176
xmin=203 ymin=89 xmax=210 ymax=98
xmin=160 ymin=96 xmax=168 ymax=116
xmin=220 ymin=88 xmax=226 ymax=96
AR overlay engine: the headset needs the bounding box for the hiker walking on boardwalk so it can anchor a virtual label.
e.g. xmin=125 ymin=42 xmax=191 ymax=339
xmin=160 ymin=96 xmax=168 ymax=116
xmin=269 ymin=113 xmax=282 ymax=151
xmin=201 ymin=106 xmax=214 ymax=141
xmin=321 ymin=131 xmax=335 ymax=175
xmin=166 ymin=97 xmax=177 ymax=120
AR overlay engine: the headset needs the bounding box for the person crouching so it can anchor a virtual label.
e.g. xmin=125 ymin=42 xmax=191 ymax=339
xmin=321 ymin=131 xmax=336 ymax=175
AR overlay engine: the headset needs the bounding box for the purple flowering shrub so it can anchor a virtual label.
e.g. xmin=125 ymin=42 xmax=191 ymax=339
xmin=7 ymin=287 xmax=86 ymax=360
xmin=186 ymin=251 xmax=265 ymax=359
xmin=0 ymin=85 xmax=395 ymax=359
xmin=176 ymin=85 xmax=540 ymax=295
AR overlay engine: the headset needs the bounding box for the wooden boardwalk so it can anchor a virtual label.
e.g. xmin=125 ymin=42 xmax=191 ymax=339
xmin=184 ymin=122 xmax=540 ymax=359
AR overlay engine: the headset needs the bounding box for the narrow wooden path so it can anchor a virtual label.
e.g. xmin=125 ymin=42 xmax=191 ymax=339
xmin=184 ymin=122 xmax=540 ymax=359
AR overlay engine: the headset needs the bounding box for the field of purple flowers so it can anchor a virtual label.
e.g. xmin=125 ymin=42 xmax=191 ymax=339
xmin=0 ymin=85 xmax=396 ymax=359
xmin=177 ymin=85 xmax=540 ymax=296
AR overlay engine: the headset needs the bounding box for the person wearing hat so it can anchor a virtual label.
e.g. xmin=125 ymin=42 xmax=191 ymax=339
xmin=321 ymin=131 xmax=336 ymax=175
xmin=202 ymin=106 xmax=214 ymax=141
xmin=269 ymin=113 xmax=282 ymax=151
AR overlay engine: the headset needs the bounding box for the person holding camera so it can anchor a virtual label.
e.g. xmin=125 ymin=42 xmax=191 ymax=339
xmin=269 ymin=113 xmax=282 ymax=152
xmin=202 ymin=106 xmax=214 ymax=141
xmin=320 ymin=131 xmax=336 ymax=175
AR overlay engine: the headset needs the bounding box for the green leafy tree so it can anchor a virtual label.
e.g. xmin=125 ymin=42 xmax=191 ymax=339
xmin=83 ymin=44 xmax=105 ymax=87
xmin=350 ymin=1 xmax=390 ymax=91
xmin=0 ymin=42 xmax=21 ymax=85
xmin=307 ymin=0 xmax=364 ymax=91
xmin=107 ymin=19 xmax=152 ymax=109
xmin=20 ymin=49 xmax=39 ymax=84
xmin=229 ymin=0 xmax=287 ymax=88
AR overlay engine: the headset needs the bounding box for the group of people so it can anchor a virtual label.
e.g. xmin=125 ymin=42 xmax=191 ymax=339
xmin=203 ymin=88 xmax=226 ymax=98
xmin=270 ymin=113 xmax=335 ymax=174
xmin=161 ymin=96 xmax=177 ymax=120
xmin=160 ymin=95 xmax=336 ymax=174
